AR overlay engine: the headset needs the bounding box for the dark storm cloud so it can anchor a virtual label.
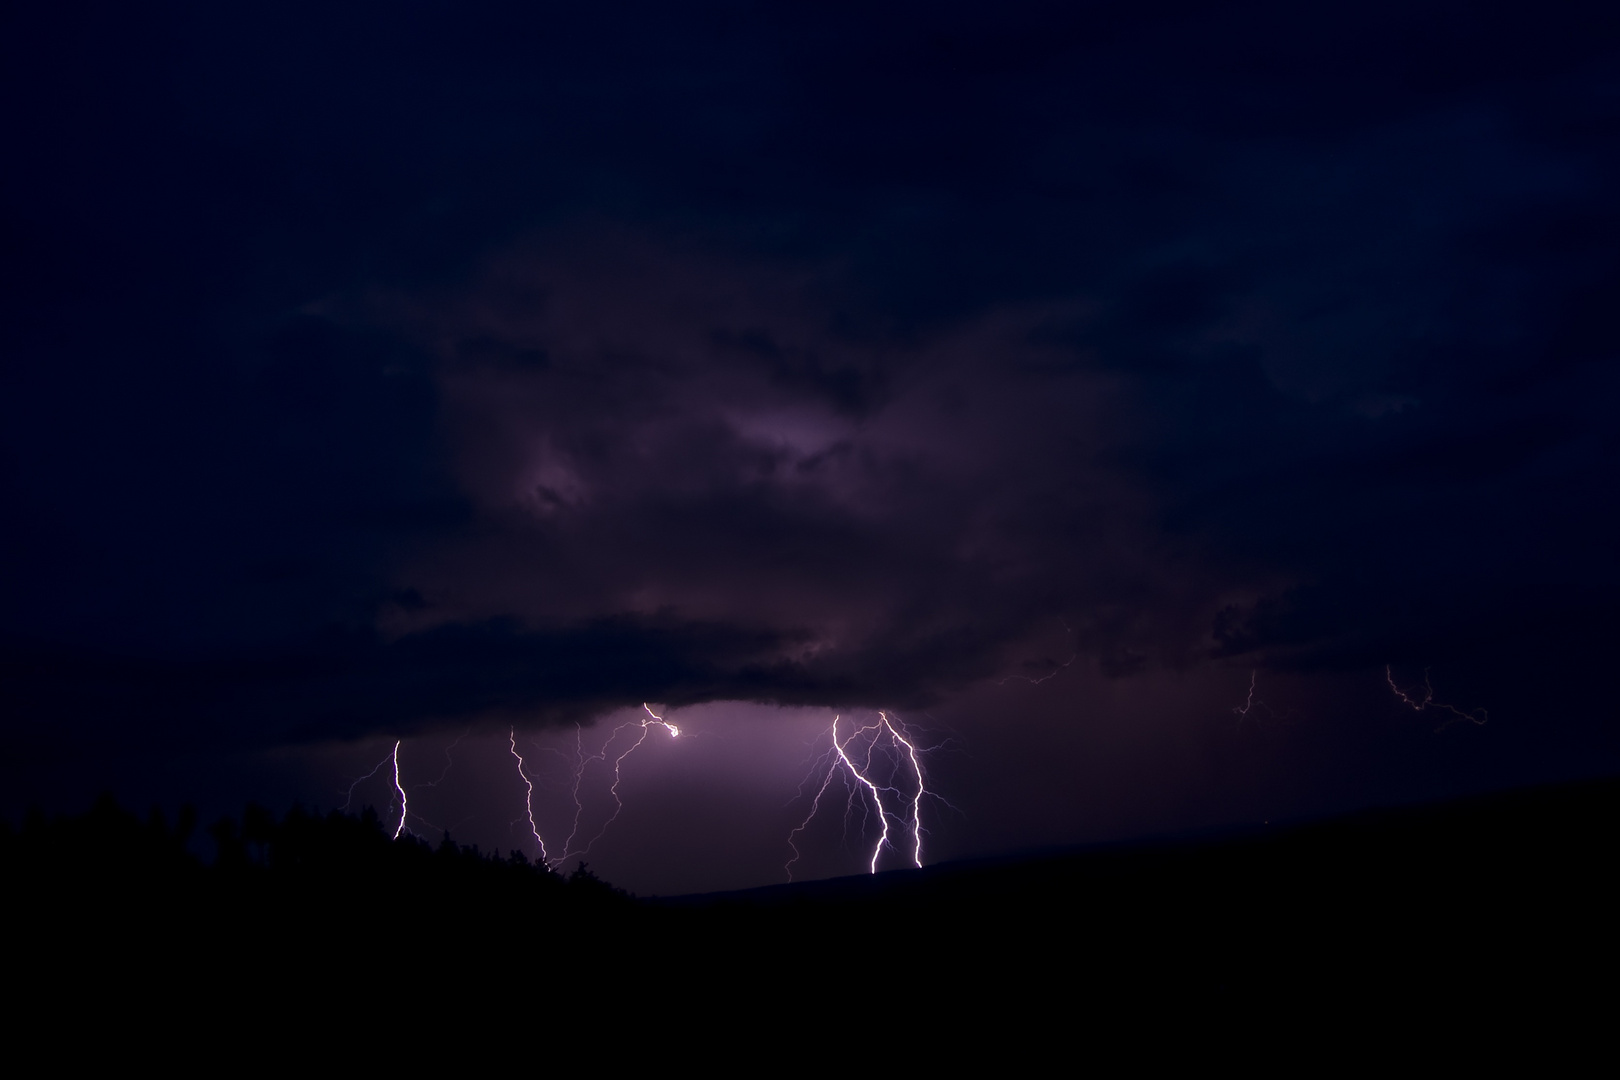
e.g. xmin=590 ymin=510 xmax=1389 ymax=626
xmin=3 ymin=1 xmax=1617 ymax=751
xmin=2 ymin=613 xmax=943 ymax=754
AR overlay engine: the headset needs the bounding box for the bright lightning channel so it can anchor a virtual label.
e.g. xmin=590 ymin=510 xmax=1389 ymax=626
xmin=1386 ymin=665 xmax=1488 ymax=729
xmin=343 ymin=705 xmax=950 ymax=884
xmin=341 ymin=744 xmax=414 ymax=841
xmin=785 ymin=711 xmax=945 ymax=881
xmin=344 ymin=733 xmax=475 ymax=842
xmin=509 ymin=727 xmax=552 ymax=866
xmin=390 ymin=740 xmax=408 ymax=840
xmin=833 ymin=715 xmax=894 ymax=874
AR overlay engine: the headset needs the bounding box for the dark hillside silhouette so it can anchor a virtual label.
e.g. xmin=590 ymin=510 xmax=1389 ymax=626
xmin=6 ymin=797 xmax=635 ymax=1014
xmin=7 ymin=777 xmax=1617 ymax=1021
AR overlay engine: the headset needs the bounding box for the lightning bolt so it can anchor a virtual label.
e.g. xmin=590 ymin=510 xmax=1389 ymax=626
xmin=1386 ymin=665 xmax=1488 ymax=730
xmin=421 ymin=729 xmax=468 ymax=787
xmin=340 ymin=746 xmax=395 ymax=813
xmin=558 ymin=723 xmax=604 ymax=862
xmin=834 ymin=715 xmax=895 ymax=874
xmin=785 ymin=731 xmax=845 ymax=882
xmin=337 ymin=706 xmax=948 ymax=883
xmin=785 ymin=710 xmax=947 ymax=880
xmin=892 ymin=720 xmax=927 ymax=869
xmin=390 ymin=740 xmax=408 ymax=840
xmin=559 ymin=703 xmax=678 ymax=863
xmin=509 ymin=727 xmax=552 ymax=866
xmin=384 ymin=731 xmax=479 ymax=842
xmin=1231 ymin=670 xmax=1294 ymax=726
xmin=342 ymin=739 xmax=448 ymax=840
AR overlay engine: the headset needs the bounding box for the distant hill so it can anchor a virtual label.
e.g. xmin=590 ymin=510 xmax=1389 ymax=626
xmin=658 ymin=776 xmax=1620 ymax=1009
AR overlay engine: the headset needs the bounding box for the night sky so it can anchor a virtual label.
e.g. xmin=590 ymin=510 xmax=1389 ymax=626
xmin=4 ymin=1 xmax=1618 ymax=895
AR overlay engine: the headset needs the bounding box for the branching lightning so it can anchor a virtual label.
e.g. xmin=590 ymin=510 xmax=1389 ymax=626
xmin=342 ymin=734 xmax=475 ymax=843
xmin=785 ymin=711 xmax=950 ymax=880
xmin=334 ymin=710 xmax=683 ymax=869
xmin=333 ymin=704 xmax=954 ymax=887
xmin=421 ymin=729 xmax=467 ymax=787
xmin=557 ymin=703 xmax=678 ymax=863
xmin=341 ymin=739 xmax=448 ymax=841
xmin=341 ymin=747 xmax=396 ymax=813
xmin=1231 ymin=670 xmax=1295 ymax=726
xmin=1386 ymin=665 xmax=1488 ymax=730
xmin=558 ymin=723 xmax=604 ymax=861
xmin=833 ymin=715 xmax=894 ymax=874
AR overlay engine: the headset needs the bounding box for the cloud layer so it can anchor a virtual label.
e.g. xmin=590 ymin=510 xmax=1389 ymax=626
xmin=3 ymin=1 xmax=1617 ymax=756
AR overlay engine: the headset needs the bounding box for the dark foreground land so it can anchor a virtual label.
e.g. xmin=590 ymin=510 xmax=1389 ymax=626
xmin=7 ymin=778 xmax=1617 ymax=1025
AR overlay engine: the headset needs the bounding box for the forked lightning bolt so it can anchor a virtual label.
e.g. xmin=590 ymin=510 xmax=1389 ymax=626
xmin=832 ymin=715 xmax=894 ymax=874
xmin=339 ymin=713 xmax=679 ymax=868
xmin=557 ymin=704 xmax=678 ymax=863
xmin=342 ymin=738 xmax=466 ymax=841
xmin=336 ymin=705 xmax=953 ymax=885
xmin=341 ymin=746 xmax=396 ymax=813
xmin=785 ymin=711 xmax=947 ymax=880
xmin=558 ymin=724 xmax=603 ymax=862
xmin=1386 ymin=666 xmax=1488 ymax=729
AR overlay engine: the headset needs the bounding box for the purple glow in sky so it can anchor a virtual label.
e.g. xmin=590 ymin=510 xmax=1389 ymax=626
xmin=3 ymin=1 xmax=1617 ymax=893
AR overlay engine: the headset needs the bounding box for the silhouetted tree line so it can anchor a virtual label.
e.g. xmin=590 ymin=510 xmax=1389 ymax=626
xmin=4 ymin=794 xmax=634 ymax=961
xmin=6 ymin=796 xmax=650 ymax=1011
xmin=8 ymin=778 xmax=1617 ymax=1011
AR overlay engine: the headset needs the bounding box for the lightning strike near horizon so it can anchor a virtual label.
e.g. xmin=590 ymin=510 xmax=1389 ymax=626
xmin=557 ymin=703 xmax=678 ymax=863
xmin=834 ymin=715 xmax=893 ymax=875
xmin=785 ymin=711 xmax=948 ymax=880
xmin=337 ymin=706 xmax=949 ymax=884
xmin=340 ymin=735 xmax=473 ymax=842
xmin=509 ymin=727 xmax=552 ymax=866
xmin=338 ymin=741 xmax=415 ymax=838
xmin=1386 ymin=666 xmax=1488 ymax=730
xmin=390 ymin=740 xmax=408 ymax=840
xmin=556 ymin=723 xmax=604 ymax=862
xmin=340 ymin=746 xmax=396 ymax=813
